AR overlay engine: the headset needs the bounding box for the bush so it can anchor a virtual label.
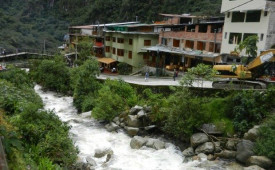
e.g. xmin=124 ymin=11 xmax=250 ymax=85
xmin=254 ymin=115 xmax=275 ymax=162
xmin=163 ymin=88 xmax=209 ymax=140
xmin=92 ymin=79 xmax=137 ymax=121
xmin=30 ymin=55 xmax=71 ymax=93
xmin=117 ymin=62 xmax=132 ymax=75
xmin=231 ymin=89 xmax=275 ymax=135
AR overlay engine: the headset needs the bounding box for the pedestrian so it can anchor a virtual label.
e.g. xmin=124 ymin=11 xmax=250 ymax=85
xmin=173 ymin=69 xmax=177 ymax=81
xmin=145 ymin=72 xmax=149 ymax=81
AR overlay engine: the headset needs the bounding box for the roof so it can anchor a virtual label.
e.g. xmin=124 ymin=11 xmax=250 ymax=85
xmin=69 ymin=22 xmax=139 ymax=29
xmin=159 ymin=13 xmax=207 ymax=19
xmin=97 ymin=57 xmax=117 ymax=64
xmin=142 ymin=45 xmax=220 ymax=58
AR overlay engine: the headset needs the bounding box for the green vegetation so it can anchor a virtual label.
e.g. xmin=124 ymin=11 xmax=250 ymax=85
xmin=254 ymin=115 xmax=275 ymax=162
xmin=0 ymin=68 xmax=78 ymax=168
xmin=235 ymin=35 xmax=259 ymax=58
xmin=0 ymin=0 xmax=222 ymax=50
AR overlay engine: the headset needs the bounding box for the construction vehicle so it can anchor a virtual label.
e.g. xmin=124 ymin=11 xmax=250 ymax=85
xmin=212 ymin=49 xmax=275 ymax=89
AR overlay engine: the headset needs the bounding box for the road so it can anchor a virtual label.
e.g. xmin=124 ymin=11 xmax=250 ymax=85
xmin=97 ymin=74 xmax=213 ymax=88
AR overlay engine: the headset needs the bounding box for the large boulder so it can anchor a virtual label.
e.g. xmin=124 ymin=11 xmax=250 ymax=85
xmin=243 ymin=165 xmax=265 ymax=170
xmin=214 ymin=141 xmax=222 ymax=153
xmin=201 ymin=124 xmax=222 ymax=135
xmin=125 ymin=126 xmax=139 ymax=136
xmin=225 ymin=162 xmax=244 ymax=170
xmin=145 ymin=138 xmax=165 ymax=150
xmin=236 ymin=140 xmax=254 ymax=163
xmin=126 ymin=115 xmax=140 ymax=127
xmin=137 ymin=110 xmax=146 ymax=118
xmin=214 ymin=150 xmax=236 ymax=159
xmin=129 ymin=105 xmax=143 ymax=115
xmin=112 ymin=117 xmax=120 ymax=125
xmin=105 ymin=122 xmax=119 ymax=132
xmin=182 ymin=147 xmax=195 ymax=157
xmin=190 ymin=133 xmax=209 ymax=147
xmin=130 ymin=136 xmax=147 ymax=149
xmin=244 ymin=126 xmax=260 ymax=142
xmin=226 ymin=139 xmax=238 ymax=151
xmin=246 ymin=156 xmax=272 ymax=169
xmin=195 ymin=142 xmax=214 ymax=154
xmin=94 ymin=148 xmax=113 ymax=158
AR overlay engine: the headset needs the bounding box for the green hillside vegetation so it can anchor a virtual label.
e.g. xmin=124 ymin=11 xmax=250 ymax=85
xmin=0 ymin=0 xmax=222 ymax=50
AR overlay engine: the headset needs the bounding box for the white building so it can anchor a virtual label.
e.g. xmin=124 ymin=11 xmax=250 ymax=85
xmin=220 ymin=0 xmax=275 ymax=55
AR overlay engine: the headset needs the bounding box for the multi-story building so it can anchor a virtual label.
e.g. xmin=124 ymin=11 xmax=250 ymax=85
xmin=144 ymin=14 xmax=224 ymax=71
xmin=220 ymin=0 xmax=275 ymax=55
xmin=104 ymin=24 xmax=160 ymax=72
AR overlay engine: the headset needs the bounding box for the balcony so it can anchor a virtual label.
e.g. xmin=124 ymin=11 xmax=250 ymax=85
xmin=94 ymin=42 xmax=104 ymax=48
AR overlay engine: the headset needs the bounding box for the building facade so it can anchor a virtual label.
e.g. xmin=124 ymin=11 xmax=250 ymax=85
xmin=220 ymin=0 xmax=275 ymax=55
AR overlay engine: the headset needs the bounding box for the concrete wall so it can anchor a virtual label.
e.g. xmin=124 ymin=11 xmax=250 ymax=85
xmin=265 ymin=1 xmax=275 ymax=49
xmin=221 ymin=0 xmax=267 ymax=13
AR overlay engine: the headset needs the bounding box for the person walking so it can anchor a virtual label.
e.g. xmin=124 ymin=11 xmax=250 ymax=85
xmin=145 ymin=72 xmax=149 ymax=81
xmin=173 ymin=69 xmax=177 ymax=81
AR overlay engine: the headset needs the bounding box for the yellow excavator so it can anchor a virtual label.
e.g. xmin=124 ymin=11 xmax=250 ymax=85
xmin=212 ymin=49 xmax=275 ymax=89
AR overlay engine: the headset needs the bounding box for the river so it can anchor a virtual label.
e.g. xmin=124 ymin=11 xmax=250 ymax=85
xmin=35 ymin=85 xmax=206 ymax=170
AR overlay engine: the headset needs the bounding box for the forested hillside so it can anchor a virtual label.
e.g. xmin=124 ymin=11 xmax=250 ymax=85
xmin=0 ymin=0 xmax=221 ymax=50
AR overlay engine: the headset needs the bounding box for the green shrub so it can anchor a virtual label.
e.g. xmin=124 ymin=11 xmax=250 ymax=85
xmin=164 ymin=88 xmax=209 ymax=140
xmin=254 ymin=115 xmax=275 ymax=162
xmin=231 ymin=89 xmax=274 ymax=135
xmin=117 ymin=62 xmax=132 ymax=75
xmin=30 ymin=55 xmax=71 ymax=93
xmin=92 ymin=86 xmax=124 ymax=121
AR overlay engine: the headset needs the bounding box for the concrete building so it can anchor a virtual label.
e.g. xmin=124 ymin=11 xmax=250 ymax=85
xmin=144 ymin=14 xmax=224 ymax=71
xmin=220 ymin=0 xmax=275 ymax=55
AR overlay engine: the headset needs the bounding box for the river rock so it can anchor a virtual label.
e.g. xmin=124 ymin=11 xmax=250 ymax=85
xmin=182 ymin=147 xmax=195 ymax=157
xmin=225 ymin=162 xmax=244 ymax=170
xmin=226 ymin=139 xmax=237 ymax=150
xmin=214 ymin=141 xmax=222 ymax=153
xmin=137 ymin=110 xmax=146 ymax=118
xmin=190 ymin=133 xmax=209 ymax=147
xmin=246 ymin=156 xmax=272 ymax=169
xmin=94 ymin=148 xmax=113 ymax=158
xmin=145 ymin=138 xmax=165 ymax=150
xmin=201 ymin=123 xmax=222 ymax=135
xmin=244 ymin=165 xmax=265 ymax=170
xmin=105 ymin=122 xmax=119 ymax=132
xmin=214 ymin=150 xmax=236 ymax=159
xmin=105 ymin=153 xmax=112 ymax=163
xmin=126 ymin=115 xmax=140 ymax=127
xmin=195 ymin=142 xmax=214 ymax=154
xmin=125 ymin=126 xmax=139 ymax=136
xmin=207 ymin=154 xmax=214 ymax=161
xmin=244 ymin=126 xmax=260 ymax=142
xmin=86 ymin=156 xmax=97 ymax=167
xmin=144 ymin=125 xmax=156 ymax=131
xmin=130 ymin=136 xmax=147 ymax=149
xmin=197 ymin=153 xmax=208 ymax=160
xmin=130 ymin=105 xmax=143 ymax=115
xmin=236 ymin=140 xmax=254 ymax=163
xmin=112 ymin=117 xmax=120 ymax=125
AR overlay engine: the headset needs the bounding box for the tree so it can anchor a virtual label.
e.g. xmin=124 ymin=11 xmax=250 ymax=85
xmin=235 ymin=35 xmax=259 ymax=58
xmin=181 ymin=63 xmax=217 ymax=88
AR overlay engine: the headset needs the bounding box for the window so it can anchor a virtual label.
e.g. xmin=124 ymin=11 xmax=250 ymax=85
xmin=113 ymin=47 xmax=116 ymax=54
xmin=243 ymin=33 xmax=257 ymax=41
xmin=106 ymin=36 xmax=110 ymax=41
xmin=264 ymin=11 xmax=268 ymax=16
xmin=198 ymin=25 xmax=208 ymax=33
xmin=246 ymin=10 xmax=261 ymax=22
xmin=161 ymin=38 xmax=167 ymax=45
xmin=231 ymin=12 xmax=245 ymax=22
xmin=227 ymin=12 xmax=230 ymax=18
xmin=129 ymin=39 xmax=133 ymax=45
xmin=187 ymin=25 xmax=196 ymax=32
xmin=185 ymin=40 xmax=194 ymax=49
xmin=117 ymin=38 xmax=124 ymax=43
xmin=197 ymin=41 xmax=206 ymax=51
xmin=229 ymin=33 xmax=242 ymax=44
xmin=224 ymin=32 xmax=227 ymax=39
xmin=173 ymin=39 xmax=180 ymax=47
xmin=117 ymin=49 xmax=124 ymax=56
xmin=260 ymin=34 xmax=264 ymax=41
xmin=105 ymin=46 xmax=110 ymax=52
xmin=113 ymin=37 xmax=116 ymax=42
xmin=128 ymin=51 xmax=132 ymax=59
xmin=143 ymin=53 xmax=149 ymax=60
xmin=144 ymin=40 xmax=151 ymax=46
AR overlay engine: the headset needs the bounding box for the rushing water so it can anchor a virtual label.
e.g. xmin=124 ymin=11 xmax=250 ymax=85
xmin=35 ymin=85 xmax=205 ymax=170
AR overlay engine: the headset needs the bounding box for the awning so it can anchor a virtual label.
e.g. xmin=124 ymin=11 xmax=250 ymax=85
xmin=97 ymin=57 xmax=117 ymax=64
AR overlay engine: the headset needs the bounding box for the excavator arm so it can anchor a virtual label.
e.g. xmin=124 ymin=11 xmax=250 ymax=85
xmin=247 ymin=49 xmax=275 ymax=70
